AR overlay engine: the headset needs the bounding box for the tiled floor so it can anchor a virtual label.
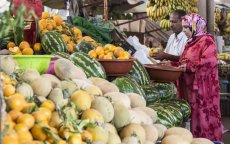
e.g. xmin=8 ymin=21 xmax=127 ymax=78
xmin=222 ymin=117 xmax=230 ymax=144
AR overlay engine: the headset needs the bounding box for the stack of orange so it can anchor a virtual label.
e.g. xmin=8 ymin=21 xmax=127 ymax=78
xmin=0 ymin=72 xmax=93 ymax=144
xmin=7 ymin=41 xmax=34 ymax=55
xmin=88 ymin=44 xmax=131 ymax=60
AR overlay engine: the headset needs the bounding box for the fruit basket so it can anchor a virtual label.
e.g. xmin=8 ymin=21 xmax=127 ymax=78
xmin=144 ymin=64 xmax=183 ymax=82
xmin=12 ymin=55 xmax=53 ymax=74
xmin=97 ymin=58 xmax=135 ymax=76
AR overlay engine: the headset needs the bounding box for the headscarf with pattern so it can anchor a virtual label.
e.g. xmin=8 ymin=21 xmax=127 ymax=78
xmin=182 ymin=13 xmax=207 ymax=38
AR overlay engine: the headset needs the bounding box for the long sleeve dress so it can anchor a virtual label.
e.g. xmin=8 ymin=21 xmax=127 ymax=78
xmin=178 ymin=34 xmax=222 ymax=141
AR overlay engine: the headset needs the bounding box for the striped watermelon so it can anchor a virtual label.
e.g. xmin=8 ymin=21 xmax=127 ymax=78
xmin=168 ymin=99 xmax=191 ymax=120
xmin=74 ymin=40 xmax=95 ymax=53
xmin=52 ymin=52 xmax=70 ymax=59
xmin=112 ymin=76 xmax=146 ymax=97
xmin=129 ymin=60 xmax=151 ymax=85
xmin=69 ymin=52 xmax=106 ymax=79
xmin=141 ymin=84 xmax=160 ymax=105
xmin=41 ymin=32 xmax=67 ymax=54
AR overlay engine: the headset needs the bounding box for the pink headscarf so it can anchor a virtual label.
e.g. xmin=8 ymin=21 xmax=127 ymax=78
xmin=182 ymin=13 xmax=207 ymax=37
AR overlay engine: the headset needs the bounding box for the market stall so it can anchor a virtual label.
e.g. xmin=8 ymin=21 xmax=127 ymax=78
xmin=0 ymin=0 xmax=227 ymax=144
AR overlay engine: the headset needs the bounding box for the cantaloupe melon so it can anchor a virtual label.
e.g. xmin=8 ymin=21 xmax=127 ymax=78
xmin=104 ymin=92 xmax=131 ymax=108
xmin=192 ymin=138 xmax=214 ymax=144
xmin=48 ymin=88 xmax=68 ymax=108
xmin=61 ymin=80 xmax=78 ymax=98
xmin=119 ymin=123 xmax=146 ymax=143
xmin=72 ymin=79 xmax=93 ymax=89
xmin=41 ymin=74 xmax=61 ymax=88
xmin=142 ymin=124 xmax=158 ymax=142
xmin=21 ymin=68 xmax=40 ymax=83
xmin=91 ymin=97 xmax=114 ymax=122
xmin=153 ymin=124 xmax=167 ymax=140
xmin=113 ymin=103 xmax=131 ymax=129
xmin=95 ymin=81 xmax=119 ymax=94
xmin=133 ymin=109 xmax=152 ymax=125
xmin=54 ymin=58 xmax=87 ymax=80
xmin=88 ymin=77 xmax=109 ymax=85
xmin=165 ymin=127 xmax=193 ymax=143
xmin=122 ymin=136 xmax=141 ymax=144
xmin=108 ymin=133 xmax=121 ymax=144
xmin=83 ymin=85 xmax=103 ymax=97
xmin=0 ymin=56 xmax=17 ymax=75
xmin=16 ymin=82 xmax=34 ymax=99
xmin=144 ymin=141 xmax=154 ymax=144
xmin=126 ymin=93 xmax=146 ymax=108
xmin=49 ymin=111 xmax=63 ymax=128
xmin=104 ymin=123 xmax=117 ymax=135
xmin=128 ymin=109 xmax=142 ymax=124
xmin=162 ymin=135 xmax=190 ymax=144
xmin=133 ymin=107 xmax=158 ymax=124
xmin=30 ymin=77 xmax=52 ymax=97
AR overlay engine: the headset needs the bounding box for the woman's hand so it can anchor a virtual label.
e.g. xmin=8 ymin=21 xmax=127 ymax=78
xmin=160 ymin=60 xmax=172 ymax=66
xmin=179 ymin=64 xmax=187 ymax=72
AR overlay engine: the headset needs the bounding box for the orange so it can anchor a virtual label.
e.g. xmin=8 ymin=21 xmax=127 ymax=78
xmin=17 ymin=114 xmax=35 ymax=129
xmin=41 ymin=100 xmax=55 ymax=112
xmin=8 ymin=110 xmax=23 ymax=122
xmin=9 ymin=47 xmax=22 ymax=55
xmin=21 ymin=102 xmax=36 ymax=113
xmin=7 ymin=93 xmax=26 ymax=111
xmin=98 ymin=54 xmax=104 ymax=59
xmin=49 ymin=19 xmax=57 ymax=28
xmin=114 ymin=47 xmax=124 ymax=57
xmin=67 ymin=133 xmax=82 ymax=144
xmin=56 ymin=25 xmax=63 ymax=32
xmin=33 ymin=43 xmax=42 ymax=51
xmin=19 ymin=41 xmax=30 ymax=50
xmin=103 ymin=54 xmax=113 ymax=60
xmin=67 ymin=43 xmax=74 ymax=54
xmin=2 ymin=129 xmax=19 ymax=144
xmin=81 ymin=130 xmax=92 ymax=142
xmin=39 ymin=19 xmax=47 ymax=30
xmin=32 ymin=110 xmax=48 ymax=123
xmin=61 ymin=34 xmax=70 ymax=43
xmin=118 ymin=51 xmax=131 ymax=59
xmin=83 ymin=36 xmax=93 ymax=41
xmin=31 ymin=124 xmax=47 ymax=141
xmin=40 ymin=29 xmax=49 ymax=37
xmin=95 ymin=46 xmax=105 ymax=56
xmin=22 ymin=47 xmax=34 ymax=55
xmin=18 ymin=131 xmax=33 ymax=144
xmin=72 ymin=27 xmax=82 ymax=36
xmin=14 ymin=123 xmax=29 ymax=132
xmin=88 ymin=50 xmax=97 ymax=59
xmin=7 ymin=42 xmax=16 ymax=49
xmin=3 ymin=84 xmax=15 ymax=97
xmin=76 ymin=36 xmax=83 ymax=43
xmin=38 ymin=107 xmax=52 ymax=122
xmin=46 ymin=23 xmax=53 ymax=31
xmin=42 ymin=12 xmax=50 ymax=19
xmin=59 ymin=125 xmax=74 ymax=139
xmin=53 ymin=15 xmax=63 ymax=26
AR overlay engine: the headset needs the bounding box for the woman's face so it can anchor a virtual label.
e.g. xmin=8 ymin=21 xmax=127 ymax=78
xmin=182 ymin=25 xmax=193 ymax=38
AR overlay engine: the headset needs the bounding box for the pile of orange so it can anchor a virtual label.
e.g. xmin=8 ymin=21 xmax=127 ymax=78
xmin=88 ymin=44 xmax=131 ymax=60
xmin=7 ymin=41 xmax=43 ymax=55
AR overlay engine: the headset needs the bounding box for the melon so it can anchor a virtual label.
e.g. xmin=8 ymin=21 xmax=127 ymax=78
xmin=41 ymin=74 xmax=61 ymax=88
xmin=71 ymin=90 xmax=91 ymax=111
xmin=81 ymin=109 xmax=104 ymax=123
xmin=104 ymin=92 xmax=131 ymax=108
xmin=30 ymin=77 xmax=52 ymax=97
xmin=0 ymin=56 xmax=17 ymax=75
xmin=61 ymin=80 xmax=79 ymax=98
xmin=97 ymin=81 xmax=120 ymax=94
xmin=113 ymin=103 xmax=131 ymax=129
xmin=21 ymin=68 xmax=40 ymax=83
xmin=126 ymin=93 xmax=146 ymax=108
xmin=122 ymin=136 xmax=141 ymax=144
xmin=192 ymin=138 xmax=214 ymax=144
xmin=142 ymin=124 xmax=158 ymax=142
xmin=54 ymin=58 xmax=87 ymax=80
xmin=128 ymin=109 xmax=142 ymax=124
xmin=153 ymin=124 xmax=167 ymax=140
xmin=120 ymin=123 xmax=146 ymax=144
xmin=132 ymin=109 xmax=152 ymax=125
xmin=144 ymin=141 xmax=154 ymax=144
xmin=162 ymin=135 xmax=190 ymax=144
xmin=16 ymin=82 xmax=34 ymax=99
xmin=83 ymin=85 xmax=103 ymax=97
xmin=49 ymin=111 xmax=63 ymax=128
xmin=108 ymin=133 xmax=121 ymax=144
xmin=72 ymin=79 xmax=93 ymax=89
xmin=104 ymin=123 xmax=117 ymax=135
xmin=48 ymin=88 xmax=68 ymax=108
xmin=133 ymin=107 xmax=158 ymax=124
xmin=88 ymin=77 xmax=109 ymax=85
xmin=91 ymin=97 xmax=114 ymax=122
xmin=165 ymin=127 xmax=193 ymax=143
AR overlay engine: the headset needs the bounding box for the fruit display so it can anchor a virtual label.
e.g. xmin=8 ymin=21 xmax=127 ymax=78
xmin=214 ymin=7 xmax=221 ymax=34
xmin=222 ymin=12 xmax=230 ymax=39
xmin=146 ymin=0 xmax=198 ymax=30
xmin=218 ymin=52 xmax=230 ymax=60
xmin=0 ymin=55 xmax=194 ymax=144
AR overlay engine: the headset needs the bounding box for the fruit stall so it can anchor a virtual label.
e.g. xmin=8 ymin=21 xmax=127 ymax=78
xmin=0 ymin=0 xmax=226 ymax=144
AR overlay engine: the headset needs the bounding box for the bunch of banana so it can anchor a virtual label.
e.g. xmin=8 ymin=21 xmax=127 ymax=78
xmin=218 ymin=53 xmax=230 ymax=60
xmin=149 ymin=47 xmax=160 ymax=57
xmin=147 ymin=6 xmax=168 ymax=21
xmin=160 ymin=19 xmax=171 ymax=31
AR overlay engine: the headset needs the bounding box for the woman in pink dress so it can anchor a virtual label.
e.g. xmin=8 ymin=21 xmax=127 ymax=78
xmin=177 ymin=13 xmax=222 ymax=141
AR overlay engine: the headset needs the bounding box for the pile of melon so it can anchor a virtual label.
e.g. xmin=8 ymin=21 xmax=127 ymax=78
xmin=0 ymin=56 xmax=214 ymax=144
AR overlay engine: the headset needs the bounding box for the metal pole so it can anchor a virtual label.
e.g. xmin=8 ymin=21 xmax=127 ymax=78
xmin=206 ymin=0 xmax=215 ymax=35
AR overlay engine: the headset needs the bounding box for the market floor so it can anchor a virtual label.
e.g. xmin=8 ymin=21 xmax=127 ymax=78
xmin=222 ymin=117 xmax=230 ymax=144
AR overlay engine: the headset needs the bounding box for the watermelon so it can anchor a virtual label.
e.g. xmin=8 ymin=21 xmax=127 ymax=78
xmin=151 ymin=83 xmax=175 ymax=101
xmin=14 ymin=26 xmax=24 ymax=46
xmin=141 ymin=84 xmax=161 ymax=105
xmin=74 ymin=40 xmax=95 ymax=53
xmin=69 ymin=52 xmax=106 ymax=79
xmin=129 ymin=60 xmax=151 ymax=85
xmin=41 ymin=32 xmax=67 ymax=54
xmin=168 ymin=99 xmax=191 ymax=120
xmin=52 ymin=52 xmax=70 ymax=59
xmin=112 ymin=76 xmax=146 ymax=97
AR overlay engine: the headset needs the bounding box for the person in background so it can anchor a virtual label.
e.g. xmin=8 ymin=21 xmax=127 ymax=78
xmin=177 ymin=13 xmax=222 ymax=141
xmin=155 ymin=10 xmax=187 ymax=61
